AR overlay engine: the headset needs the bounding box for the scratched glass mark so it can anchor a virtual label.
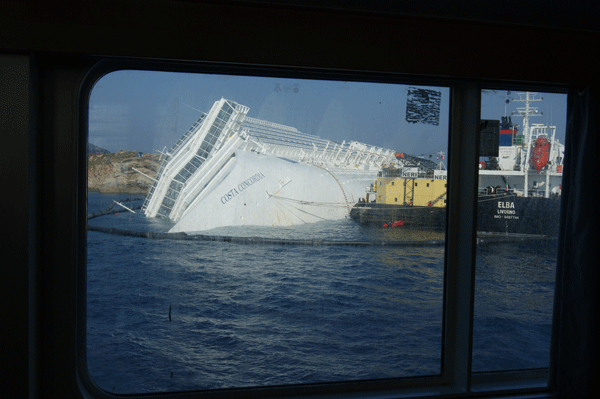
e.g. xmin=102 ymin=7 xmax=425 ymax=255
xmin=406 ymin=88 xmax=441 ymax=126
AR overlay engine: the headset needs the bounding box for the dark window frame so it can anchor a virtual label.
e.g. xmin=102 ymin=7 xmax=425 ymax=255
xmin=73 ymin=59 xmax=567 ymax=399
xmin=7 ymin=2 xmax=598 ymax=398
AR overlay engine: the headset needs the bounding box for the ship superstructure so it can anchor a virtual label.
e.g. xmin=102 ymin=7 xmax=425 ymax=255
xmin=479 ymin=92 xmax=564 ymax=198
xmin=141 ymin=98 xmax=396 ymax=232
xmin=364 ymin=151 xmax=447 ymax=207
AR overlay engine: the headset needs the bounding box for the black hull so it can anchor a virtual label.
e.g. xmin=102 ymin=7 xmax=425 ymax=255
xmin=476 ymin=194 xmax=560 ymax=236
xmin=351 ymin=195 xmax=561 ymax=236
xmin=350 ymin=203 xmax=446 ymax=228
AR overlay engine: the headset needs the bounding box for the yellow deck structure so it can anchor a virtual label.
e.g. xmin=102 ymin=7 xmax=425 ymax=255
xmin=369 ymin=177 xmax=447 ymax=207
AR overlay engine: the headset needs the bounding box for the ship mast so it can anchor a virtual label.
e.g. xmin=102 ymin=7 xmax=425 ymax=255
xmin=512 ymin=92 xmax=542 ymax=147
xmin=437 ymin=150 xmax=445 ymax=170
xmin=511 ymin=92 xmax=542 ymax=197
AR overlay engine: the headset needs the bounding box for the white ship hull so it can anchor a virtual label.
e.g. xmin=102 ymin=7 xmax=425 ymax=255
xmin=141 ymin=98 xmax=396 ymax=233
xmin=170 ymin=150 xmax=377 ymax=232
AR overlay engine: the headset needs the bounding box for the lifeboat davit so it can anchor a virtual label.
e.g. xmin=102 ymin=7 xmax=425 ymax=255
xmin=530 ymin=138 xmax=550 ymax=173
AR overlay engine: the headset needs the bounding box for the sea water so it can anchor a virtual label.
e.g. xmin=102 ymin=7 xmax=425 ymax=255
xmin=86 ymin=192 xmax=556 ymax=394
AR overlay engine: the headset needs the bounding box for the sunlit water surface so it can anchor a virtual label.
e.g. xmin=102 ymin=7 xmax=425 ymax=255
xmin=87 ymin=192 xmax=555 ymax=394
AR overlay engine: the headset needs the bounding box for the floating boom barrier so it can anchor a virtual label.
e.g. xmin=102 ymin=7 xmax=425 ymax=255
xmin=88 ymin=199 xmax=556 ymax=247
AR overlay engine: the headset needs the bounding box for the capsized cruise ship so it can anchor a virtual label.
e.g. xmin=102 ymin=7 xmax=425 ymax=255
xmin=141 ymin=98 xmax=397 ymax=233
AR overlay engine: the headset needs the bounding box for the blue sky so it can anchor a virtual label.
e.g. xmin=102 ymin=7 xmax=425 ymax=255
xmin=88 ymin=70 xmax=566 ymax=157
xmin=480 ymin=89 xmax=567 ymax=144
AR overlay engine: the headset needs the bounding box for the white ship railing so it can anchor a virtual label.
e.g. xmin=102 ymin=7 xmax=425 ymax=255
xmin=170 ymin=114 xmax=207 ymax=156
xmin=170 ymin=131 xmax=247 ymax=221
xmin=243 ymin=117 xmax=298 ymax=132
xmin=240 ymin=137 xmax=395 ymax=171
xmin=141 ymin=114 xmax=207 ymax=213
xmin=143 ymin=99 xmax=248 ymax=219
xmin=242 ymin=117 xmax=331 ymax=149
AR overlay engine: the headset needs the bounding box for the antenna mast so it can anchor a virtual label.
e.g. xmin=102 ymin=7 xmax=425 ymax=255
xmin=511 ymin=92 xmax=542 ymax=144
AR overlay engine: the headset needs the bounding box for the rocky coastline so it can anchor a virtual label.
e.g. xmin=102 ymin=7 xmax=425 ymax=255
xmin=88 ymin=150 xmax=160 ymax=194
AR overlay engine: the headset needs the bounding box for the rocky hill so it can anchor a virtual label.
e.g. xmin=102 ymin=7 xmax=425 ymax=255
xmin=88 ymin=150 xmax=160 ymax=193
xmin=88 ymin=143 xmax=111 ymax=154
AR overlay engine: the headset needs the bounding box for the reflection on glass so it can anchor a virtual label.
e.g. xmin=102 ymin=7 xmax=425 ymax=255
xmin=87 ymin=71 xmax=449 ymax=393
xmin=472 ymin=90 xmax=565 ymax=372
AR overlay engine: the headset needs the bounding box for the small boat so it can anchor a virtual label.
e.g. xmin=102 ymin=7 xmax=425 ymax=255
xmin=530 ymin=137 xmax=550 ymax=173
xmin=383 ymin=220 xmax=404 ymax=228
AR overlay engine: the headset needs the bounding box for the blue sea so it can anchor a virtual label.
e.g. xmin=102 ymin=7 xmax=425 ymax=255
xmin=86 ymin=192 xmax=557 ymax=394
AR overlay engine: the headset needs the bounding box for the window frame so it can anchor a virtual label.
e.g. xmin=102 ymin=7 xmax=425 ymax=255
xmin=76 ymin=59 xmax=567 ymax=399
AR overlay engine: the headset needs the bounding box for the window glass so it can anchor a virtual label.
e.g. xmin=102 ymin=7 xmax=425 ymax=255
xmin=87 ymin=70 xmax=450 ymax=393
xmin=472 ymin=90 xmax=566 ymax=372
